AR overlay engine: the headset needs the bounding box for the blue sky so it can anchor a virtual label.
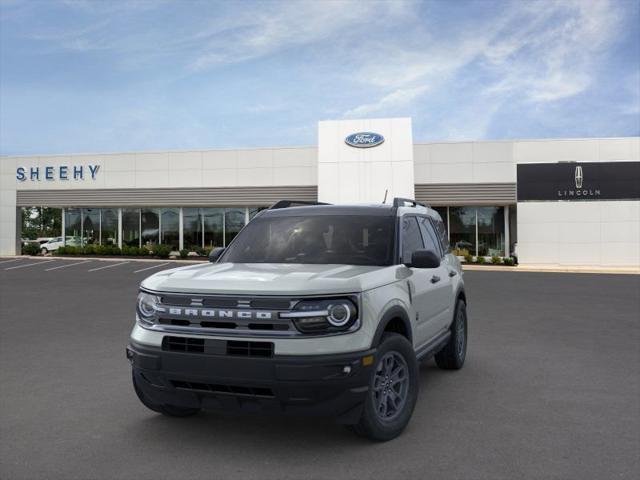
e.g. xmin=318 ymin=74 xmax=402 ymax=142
xmin=1 ymin=0 xmax=639 ymax=155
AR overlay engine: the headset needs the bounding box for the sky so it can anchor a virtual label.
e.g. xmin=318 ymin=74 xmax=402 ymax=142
xmin=0 ymin=0 xmax=639 ymax=155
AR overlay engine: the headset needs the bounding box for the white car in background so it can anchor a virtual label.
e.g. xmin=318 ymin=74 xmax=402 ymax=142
xmin=40 ymin=236 xmax=80 ymax=254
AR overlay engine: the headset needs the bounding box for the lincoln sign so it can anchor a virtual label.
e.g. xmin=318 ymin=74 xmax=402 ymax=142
xmin=516 ymin=161 xmax=640 ymax=202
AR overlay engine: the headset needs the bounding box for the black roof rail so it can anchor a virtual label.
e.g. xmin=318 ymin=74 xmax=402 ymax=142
xmin=269 ymin=200 xmax=331 ymax=210
xmin=392 ymin=197 xmax=429 ymax=208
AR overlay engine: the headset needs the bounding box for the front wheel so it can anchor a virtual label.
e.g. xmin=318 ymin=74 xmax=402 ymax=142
xmin=435 ymin=300 xmax=467 ymax=370
xmin=40 ymin=248 xmax=48 ymax=255
xmin=349 ymin=333 xmax=419 ymax=441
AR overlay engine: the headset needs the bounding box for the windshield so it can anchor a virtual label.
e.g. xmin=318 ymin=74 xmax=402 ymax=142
xmin=221 ymin=215 xmax=395 ymax=266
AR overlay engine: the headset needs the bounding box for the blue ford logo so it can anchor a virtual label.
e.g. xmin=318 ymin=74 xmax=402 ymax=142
xmin=345 ymin=132 xmax=385 ymax=148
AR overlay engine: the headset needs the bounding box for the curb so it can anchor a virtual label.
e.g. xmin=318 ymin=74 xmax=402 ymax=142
xmin=0 ymin=255 xmax=206 ymax=264
xmin=462 ymin=264 xmax=640 ymax=275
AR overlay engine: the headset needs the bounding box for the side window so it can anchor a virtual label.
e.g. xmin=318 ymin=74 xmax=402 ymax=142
xmin=432 ymin=217 xmax=449 ymax=253
xmin=401 ymin=216 xmax=424 ymax=264
xmin=418 ymin=217 xmax=442 ymax=257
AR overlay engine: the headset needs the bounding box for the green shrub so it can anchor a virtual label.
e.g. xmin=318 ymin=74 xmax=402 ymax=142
xmin=22 ymin=243 xmax=41 ymax=256
xmin=153 ymin=244 xmax=171 ymax=259
xmin=83 ymin=244 xmax=96 ymax=255
xmin=179 ymin=249 xmax=189 ymax=259
xmin=477 ymin=256 xmax=486 ymax=264
xmin=463 ymin=253 xmax=473 ymax=263
xmin=491 ymin=255 xmax=502 ymax=264
xmin=503 ymin=257 xmax=515 ymax=266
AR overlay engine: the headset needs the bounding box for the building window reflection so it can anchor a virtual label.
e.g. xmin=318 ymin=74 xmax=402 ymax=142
xmin=82 ymin=208 xmax=100 ymax=245
xmin=64 ymin=208 xmax=82 ymax=246
xmin=224 ymin=208 xmax=246 ymax=246
xmin=183 ymin=208 xmax=202 ymax=251
xmin=141 ymin=208 xmax=159 ymax=247
xmin=203 ymin=208 xmax=224 ymax=248
xmin=160 ymin=208 xmax=179 ymax=250
xmin=101 ymin=208 xmax=118 ymax=246
xmin=449 ymin=207 xmax=476 ymax=256
xmin=122 ymin=208 xmax=140 ymax=247
xmin=477 ymin=207 xmax=505 ymax=256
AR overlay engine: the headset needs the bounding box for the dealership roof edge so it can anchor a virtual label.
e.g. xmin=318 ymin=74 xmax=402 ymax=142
xmin=1 ymin=136 xmax=638 ymax=159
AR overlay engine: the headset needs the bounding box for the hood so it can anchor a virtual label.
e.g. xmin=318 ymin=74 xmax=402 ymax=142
xmin=140 ymin=262 xmax=400 ymax=296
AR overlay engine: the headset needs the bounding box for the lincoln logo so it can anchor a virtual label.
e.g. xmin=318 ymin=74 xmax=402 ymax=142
xmin=575 ymin=166 xmax=583 ymax=188
xmin=558 ymin=165 xmax=600 ymax=198
xmin=345 ymin=132 xmax=385 ymax=148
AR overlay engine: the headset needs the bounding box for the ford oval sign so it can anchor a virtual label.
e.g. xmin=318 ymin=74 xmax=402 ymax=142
xmin=345 ymin=132 xmax=385 ymax=148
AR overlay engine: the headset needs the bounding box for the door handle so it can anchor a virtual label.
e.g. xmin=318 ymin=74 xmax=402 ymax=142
xmin=430 ymin=275 xmax=441 ymax=284
xmin=448 ymin=270 xmax=457 ymax=277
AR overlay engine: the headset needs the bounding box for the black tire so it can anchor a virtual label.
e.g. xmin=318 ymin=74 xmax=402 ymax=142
xmin=41 ymin=248 xmax=48 ymax=255
xmin=349 ymin=333 xmax=419 ymax=441
xmin=132 ymin=371 xmax=200 ymax=418
xmin=435 ymin=300 xmax=467 ymax=370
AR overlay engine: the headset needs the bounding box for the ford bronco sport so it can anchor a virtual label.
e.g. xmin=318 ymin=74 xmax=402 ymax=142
xmin=127 ymin=198 xmax=468 ymax=441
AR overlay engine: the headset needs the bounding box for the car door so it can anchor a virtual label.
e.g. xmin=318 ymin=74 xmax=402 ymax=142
xmin=418 ymin=216 xmax=454 ymax=333
xmin=400 ymin=216 xmax=447 ymax=347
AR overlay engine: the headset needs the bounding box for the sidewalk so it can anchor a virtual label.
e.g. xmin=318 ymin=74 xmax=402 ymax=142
xmin=463 ymin=264 xmax=640 ymax=275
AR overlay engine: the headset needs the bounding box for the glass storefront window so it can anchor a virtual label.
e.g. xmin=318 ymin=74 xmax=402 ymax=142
xmin=160 ymin=208 xmax=179 ymax=250
xmin=64 ymin=208 xmax=82 ymax=246
xmin=449 ymin=207 xmax=476 ymax=256
xmin=433 ymin=207 xmax=448 ymax=235
xmin=249 ymin=207 xmax=266 ymax=221
xmin=224 ymin=208 xmax=246 ymax=246
xmin=203 ymin=208 xmax=224 ymax=249
xmin=183 ymin=208 xmax=202 ymax=251
xmin=101 ymin=208 xmax=118 ymax=246
xmin=141 ymin=208 xmax=159 ymax=247
xmin=477 ymin=207 xmax=504 ymax=257
xmin=122 ymin=208 xmax=140 ymax=247
xmin=82 ymin=208 xmax=100 ymax=245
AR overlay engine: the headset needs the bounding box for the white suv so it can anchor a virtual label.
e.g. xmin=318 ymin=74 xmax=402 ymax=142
xmin=127 ymin=199 xmax=468 ymax=441
xmin=40 ymin=236 xmax=80 ymax=254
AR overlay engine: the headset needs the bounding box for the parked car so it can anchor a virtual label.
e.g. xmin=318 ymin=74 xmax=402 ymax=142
xmin=127 ymin=198 xmax=469 ymax=441
xmin=40 ymin=236 xmax=81 ymax=254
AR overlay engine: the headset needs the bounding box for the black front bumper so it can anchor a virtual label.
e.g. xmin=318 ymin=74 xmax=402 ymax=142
xmin=127 ymin=341 xmax=376 ymax=423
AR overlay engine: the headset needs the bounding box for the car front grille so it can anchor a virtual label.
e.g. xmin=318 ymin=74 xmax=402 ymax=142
xmin=162 ymin=336 xmax=274 ymax=357
xmin=170 ymin=380 xmax=274 ymax=398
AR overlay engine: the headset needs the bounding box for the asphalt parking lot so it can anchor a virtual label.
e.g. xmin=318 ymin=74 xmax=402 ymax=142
xmin=0 ymin=258 xmax=638 ymax=480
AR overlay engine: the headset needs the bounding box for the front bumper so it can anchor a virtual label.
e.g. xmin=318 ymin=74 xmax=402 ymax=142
xmin=127 ymin=340 xmax=376 ymax=423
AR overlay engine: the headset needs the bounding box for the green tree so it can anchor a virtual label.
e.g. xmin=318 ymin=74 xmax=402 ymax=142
xmin=21 ymin=207 xmax=62 ymax=239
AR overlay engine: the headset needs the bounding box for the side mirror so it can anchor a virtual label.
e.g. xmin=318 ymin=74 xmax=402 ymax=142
xmin=407 ymin=249 xmax=440 ymax=269
xmin=209 ymin=247 xmax=225 ymax=263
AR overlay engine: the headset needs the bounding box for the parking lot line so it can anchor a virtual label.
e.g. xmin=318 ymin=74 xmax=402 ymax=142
xmin=133 ymin=262 xmax=170 ymax=273
xmin=87 ymin=261 xmax=129 ymax=272
xmin=5 ymin=260 xmax=56 ymax=270
xmin=0 ymin=258 xmax=24 ymax=265
xmin=45 ymin=260 xmax=92 ymax=271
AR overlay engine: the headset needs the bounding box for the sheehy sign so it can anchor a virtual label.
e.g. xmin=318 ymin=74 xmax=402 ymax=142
xmin=16 ymin=164 xmax=101 ymax=182
xmin=517 ymin=161 xmax=640 ymax=201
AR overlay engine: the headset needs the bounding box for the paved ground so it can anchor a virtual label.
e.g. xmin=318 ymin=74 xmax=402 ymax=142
xmin=0 ymin=257 xmax=638 ymax=480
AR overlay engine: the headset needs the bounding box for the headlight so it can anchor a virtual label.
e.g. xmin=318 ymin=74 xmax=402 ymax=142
xmin=281 ymin=298 xmax=358 ymax=334
xmin=136 ymin=291 xmax=161 ymax=325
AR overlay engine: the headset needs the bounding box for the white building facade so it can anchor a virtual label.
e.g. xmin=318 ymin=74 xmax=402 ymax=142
xmin=1 ymin=118 xmax=638 ymax=268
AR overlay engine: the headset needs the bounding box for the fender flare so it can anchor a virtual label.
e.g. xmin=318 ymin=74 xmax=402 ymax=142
xmin=371 ymin=305 xmax=413 ymax=348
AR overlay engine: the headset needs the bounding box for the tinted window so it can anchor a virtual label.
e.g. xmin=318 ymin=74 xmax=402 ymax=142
xmin=222 ymin=215 xmax=395 ymax=266
xmin=418 ymin=217 xmax=442 ymax=257
xmin=401 ymin=217 xmax=424 ymax=264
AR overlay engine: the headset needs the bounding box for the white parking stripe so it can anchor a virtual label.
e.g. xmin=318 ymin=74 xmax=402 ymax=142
xmin=133 ymin=262 xmax=170 ymax=273
xmin=45 ymin=260 xmax=91 ymax=271
xmin=5 ymin=260 xmax=56 ymax=270
xmin=0 ymin=258 xmax=24 ymax=265
xmin=87 ymin=261 xmax=129 ymax=272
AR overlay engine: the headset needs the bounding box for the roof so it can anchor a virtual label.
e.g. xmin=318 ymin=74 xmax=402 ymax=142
xmin=262 ymin=203 xmax=397 ymax=217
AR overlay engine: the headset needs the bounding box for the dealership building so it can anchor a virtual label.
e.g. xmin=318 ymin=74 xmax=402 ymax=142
xmin=1 ymin=118 xmax=639 ymax=268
